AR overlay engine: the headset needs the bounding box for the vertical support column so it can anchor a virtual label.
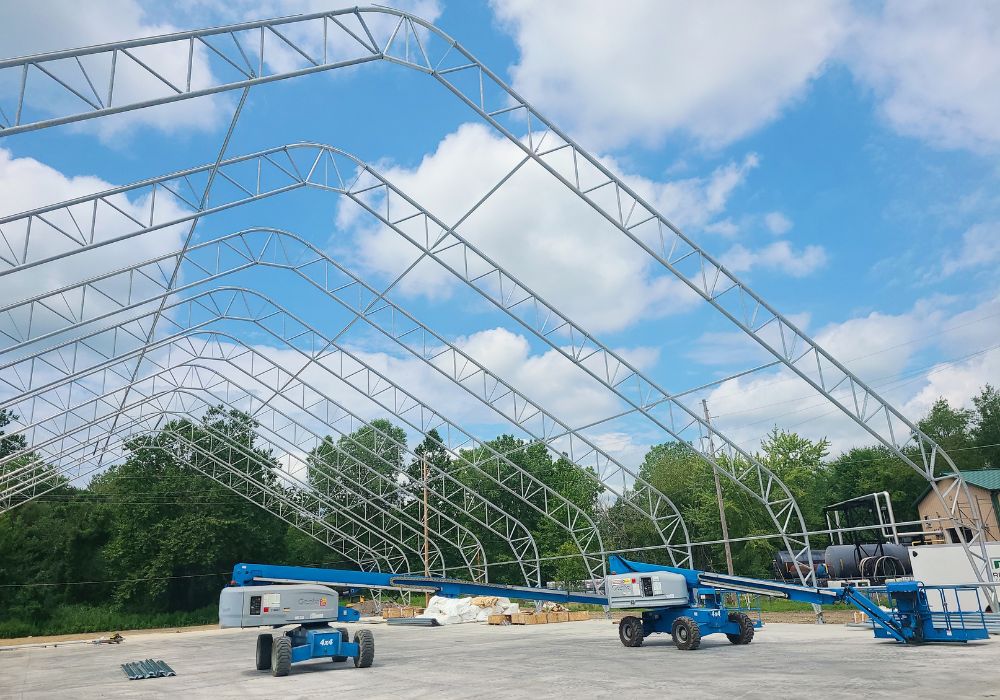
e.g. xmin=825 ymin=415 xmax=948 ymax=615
xmin=703 ymin=399 xmax=733 ymax=577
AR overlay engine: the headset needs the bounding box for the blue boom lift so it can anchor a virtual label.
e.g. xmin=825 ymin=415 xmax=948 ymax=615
xmin=606 ymin=555 xmax=990 ymax=648
xmin=220 ymin=555 xmax=989 ymax=674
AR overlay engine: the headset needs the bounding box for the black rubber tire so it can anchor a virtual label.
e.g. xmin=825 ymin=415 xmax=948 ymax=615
xmin=672 ymin=616 xmax=702 ymax=650
xmin=271 ymin=636 xmax=292 ymax=677
xmin=618 ymin=616 xmax=644 ymax=647
xmin=726 ymin=612 xmax=754 ymax=645
xmin=331 ymin=627 xmax=350 ymax=661
xmin=255 ymin=633 xmax=273 ymax=670
xmin=353 ymin=629 xmax=375 ymax=668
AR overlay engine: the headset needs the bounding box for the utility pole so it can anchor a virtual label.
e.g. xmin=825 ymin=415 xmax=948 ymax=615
xmin=703 ymin=399 xmax=734 ymax=576
xmin=422 ymin=453 xmax=430 ymax=578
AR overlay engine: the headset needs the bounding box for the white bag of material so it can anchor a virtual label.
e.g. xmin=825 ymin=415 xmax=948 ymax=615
xmin=418 ymin=595 xmax=516 ymax=625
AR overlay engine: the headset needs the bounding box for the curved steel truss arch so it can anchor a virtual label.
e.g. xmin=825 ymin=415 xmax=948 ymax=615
xmin=0 ymin=163 xmax=694 ymax=569
xmin=1 ymin=300 xmax=621 ymax=582
xmin=1 ymin=371 xmax=498 ymax=583
xmin=0 ymin=344 xmax=542 ymax=584
xmin=0 ymin=7 xmax=986 ymax=585
xmin=2 ymin=352 xmax=550 ymax=584
xmin=2 ymin=293 xmax=629 ymax=580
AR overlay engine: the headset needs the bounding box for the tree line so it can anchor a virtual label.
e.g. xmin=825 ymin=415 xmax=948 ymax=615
xmin=0 ymin=386 xmax=997 ymax=637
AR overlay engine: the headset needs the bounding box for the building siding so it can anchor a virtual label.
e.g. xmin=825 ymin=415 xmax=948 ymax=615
xmin=917 ymin=479 xmax=999 ymax=543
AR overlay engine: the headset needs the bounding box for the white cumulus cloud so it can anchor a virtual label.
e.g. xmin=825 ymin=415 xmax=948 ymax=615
xmin=721 ymin=240 xmax=828 ymax=278
xmin=848 ymin=0 xmax=1000 ymax=152
xmin=941 ymin=223 xmax=1000 ymax=277
xmin=491 ymin=0 xmax=850 ymax=150
xmin=340 ymin=123 xmax=762 ymax=333
xmin=0 ymin=0 xmax=230 ymax=140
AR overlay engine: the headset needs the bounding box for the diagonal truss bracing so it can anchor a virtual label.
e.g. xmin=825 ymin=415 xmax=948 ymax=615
xmin=0 ymin=159 xmax=692 ymax=568
xmin=2 ymin=357 xmax=543 ymax=584
xmin=0 ymin=295 xmax=609 ymax=581
xmin=1 ymin=373 xmax=496 ymax=583
xmin=0 ymin=7 xmax=986 ymax=586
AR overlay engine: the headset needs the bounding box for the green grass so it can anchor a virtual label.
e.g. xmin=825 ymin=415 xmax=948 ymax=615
xmin=0 ymin=604 xmax=217 ymax=639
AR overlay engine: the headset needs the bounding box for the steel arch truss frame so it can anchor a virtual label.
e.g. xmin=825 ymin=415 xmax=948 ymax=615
xmin=0 ymin=291 xmax=622 ymax=583
xmin=2 ymin=350 xmax=542 ymax=584
xmin=0 ymin=338 xmax=542 ymax=585
xmin=0 ymin=150 xmax=689 ymax=567
xmin=0 ymin=6 xmax=986 ymax=584
xmin=1 ymin=371 xmax=497 ymax=583
xmin=1 ymin=287 xmax=624 ymax=583
xmin=0 ymin=161 xmax=696 ymax=569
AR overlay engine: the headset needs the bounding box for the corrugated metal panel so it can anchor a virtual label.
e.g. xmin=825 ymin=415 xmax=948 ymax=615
xmin=962 ymin=469 xmax=1000 ymax=492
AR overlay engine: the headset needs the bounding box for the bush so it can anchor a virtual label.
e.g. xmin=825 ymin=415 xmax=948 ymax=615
xmin=0 ymin=603 xmax=218 ymax=638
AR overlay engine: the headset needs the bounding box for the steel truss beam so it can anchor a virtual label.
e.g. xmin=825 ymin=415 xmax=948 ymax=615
xmin=2 ymin=394 xmax=404 ymax=573
xmin=2 ymin=356 xmax=547 ymax=584
xmin=0 ymin=139 xmax=976 ymax=584
xmin=0 ymin=212 xmax=689 ymax=574
xmin=0 ymin=7 xmax=983 ymax=585
xmin=0 ymin=351 xmax=538 ymax=588
xmin=0 ymin=299 xmax=607 ymax=582
xmin=1 ymin=371 xmax=495 ymax=583
xmin=1 ymin=286 xmax=627 ymax=582
xmin=0 ymin=155 xmax=688 ymax=568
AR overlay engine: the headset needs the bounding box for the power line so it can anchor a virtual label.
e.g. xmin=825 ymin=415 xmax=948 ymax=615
xmin=711 ymin=342 xmax=1000 ymax=421
xmin=0 ymin=571 xmax=230 ymax=588
xmin=0 ymin=558 xmax=351 ymax=589
xmin=700 ymin=310 xmax=1000 ymax=405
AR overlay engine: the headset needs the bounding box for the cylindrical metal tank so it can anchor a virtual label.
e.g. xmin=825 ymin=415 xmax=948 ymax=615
xmin=823 ymin=543 xmax=912 ymax=580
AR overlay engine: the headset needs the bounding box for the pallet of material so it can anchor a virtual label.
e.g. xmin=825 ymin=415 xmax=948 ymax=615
xmin=381 ymin=606 xmax=424 ymax=619
xmin=487 ymin=614 xmax=512 ymax=625
xmin=568 ymin=611 xmax=590 ymax=622
xmin=546 ymin=612 xmax=569 ymax=623
xmin=510 ymin=613 xmax=547 ymax=625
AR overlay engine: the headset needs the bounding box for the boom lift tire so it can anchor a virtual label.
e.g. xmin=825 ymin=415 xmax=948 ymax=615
xmin=671 ymin=616 xmax=701 ymax=650
xmin=726 ymin=613 xmax=754 ymax=645
xmin=255 ymin=633 xmax=273 ymax=670
xmin=618 ymin=616 xmax=644 ymax=647
xmin=354 ymin=629 xmax=375 ymax=668
xmin=271 ymin=636 xmax=292 ymax=677
xmin=331 ymin=627 xmax=350 ymax=661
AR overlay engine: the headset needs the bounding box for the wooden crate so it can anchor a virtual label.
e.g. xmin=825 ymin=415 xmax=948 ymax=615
xmin=546 ymin=612 xmax=569 ymax=623
xmin=487 ymin=614 xmax=511 ymax=625
xmin=510 ymin=613 xmax=547 ymax=625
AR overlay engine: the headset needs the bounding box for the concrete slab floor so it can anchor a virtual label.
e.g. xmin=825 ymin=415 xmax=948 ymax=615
xmin=0 ymin=621 xmax=997 ymax=699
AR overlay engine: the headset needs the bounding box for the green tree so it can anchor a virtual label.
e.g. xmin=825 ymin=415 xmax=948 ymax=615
xmin=917 ymin=398 xmax=980 ymax=471
xmin=307 ymin=419 xmax=408 ymax=508
xmin=453 ymin=436 xmax=601 ymax=584
xmin=0 ymin=408 xmax=27 ymax=458
xmin=91 ymin=407 xmax=287 ymax=611
xmin=825 ymin=446 xmax=927 ymax=521
xmin=971 ymin=385 xmax=1000 ymax=468
xmin=405 ymin=428 xmax=453 ymax=497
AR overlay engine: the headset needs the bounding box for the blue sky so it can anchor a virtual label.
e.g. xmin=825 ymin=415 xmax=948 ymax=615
xmin=1 ymin=1 xmax=998 ymax=468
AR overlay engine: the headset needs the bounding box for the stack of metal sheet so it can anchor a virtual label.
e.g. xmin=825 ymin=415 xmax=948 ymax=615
xmin=120 ymin=659 xmax=176 ymax=680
